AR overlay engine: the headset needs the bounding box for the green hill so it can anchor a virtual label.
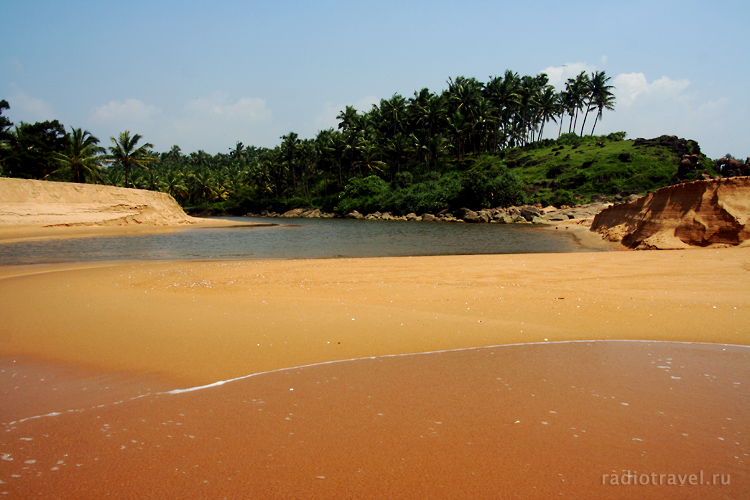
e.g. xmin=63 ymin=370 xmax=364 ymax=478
xmin=503 ymin=133 xmax=716 ymax=206
xmin=326 ymin=133 xmax=718 ymax=216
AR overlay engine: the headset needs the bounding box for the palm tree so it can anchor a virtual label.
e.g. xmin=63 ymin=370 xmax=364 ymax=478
xmin=159 ymin=169 xmax=188 ymax=200
xmin=188 ymin=168 xmax=217 ymax=201
xmin=53 ymin=127 xmax=106 ymax=183
xmin=485 ymin=72 xmax=520 ymax=149
xmin=280 ymin=132 xmax=300 ymax=195
xmin=534 ymin=86 xmax=559 ymax=141
xmin=104 ymin=131 xmax=155 ymax=188
xmin=379 ymin=94 xmax=407 ymax=138
xmin=588 ymin=71 xmax=616 ymax=135
xmin=568 ymin=71 xmax=590 ymax=135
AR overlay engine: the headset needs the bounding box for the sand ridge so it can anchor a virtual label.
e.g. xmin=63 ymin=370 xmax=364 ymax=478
xmin=0 ymin=177 xmax=263 ymax=243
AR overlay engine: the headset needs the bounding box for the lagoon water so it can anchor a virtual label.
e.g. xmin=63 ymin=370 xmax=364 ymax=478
xmin=0 ymin=216 xmax=604 ymax=265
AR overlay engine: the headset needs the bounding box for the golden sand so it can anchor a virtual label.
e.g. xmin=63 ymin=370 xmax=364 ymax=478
xmin=1 ymin=233 xmax=749 ymax=497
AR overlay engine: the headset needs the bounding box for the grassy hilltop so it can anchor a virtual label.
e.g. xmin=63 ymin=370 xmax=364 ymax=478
xmin=323 ymin=132 xmax=718 ymax=216
xmin=496 ymin=133 xmax=715 ymax=206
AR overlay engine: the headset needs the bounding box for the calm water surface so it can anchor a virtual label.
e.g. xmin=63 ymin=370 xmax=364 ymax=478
xmin=0 ymin=216 xmax=606 ymax=265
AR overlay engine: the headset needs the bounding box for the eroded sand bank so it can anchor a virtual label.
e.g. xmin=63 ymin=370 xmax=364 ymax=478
xmin=1 ymin=249 xmax=749 ymax=497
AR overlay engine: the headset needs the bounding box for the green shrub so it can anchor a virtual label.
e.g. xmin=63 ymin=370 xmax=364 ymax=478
xmin=334 ymin=175 xmax=392 ymax=214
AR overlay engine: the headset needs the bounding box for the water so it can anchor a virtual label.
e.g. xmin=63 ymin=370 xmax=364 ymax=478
xmin=0 ymin=216 xmax=605 ymax=265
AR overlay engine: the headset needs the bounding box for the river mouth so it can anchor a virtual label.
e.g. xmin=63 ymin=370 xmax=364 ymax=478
xmin=0 ymin=216 xmax=607 ymax=265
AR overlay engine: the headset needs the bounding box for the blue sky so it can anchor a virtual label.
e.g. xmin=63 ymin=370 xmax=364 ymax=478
xmin=2 ymin=0 xmax=748 ymax=159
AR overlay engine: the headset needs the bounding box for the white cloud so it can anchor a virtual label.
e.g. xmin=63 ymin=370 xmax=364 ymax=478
xmin=182 ymin=92 xmax=271 ymax=122
xmin=538 ymin=62 xmax=735 ymax=157
xmin=171 ymin=92 xmax=273 ymax=152
xmin=84 ymin=93 xmax=274 ymax=153
xmin=613 ymin=73 xmax=690 ymax=107
xmin=593 ymin=72 xmax=732 ymax=157
xmin=90 ymin=98 xmax=159 ymax=126
xmin=540 ymin=62 xmax=598 ymax=89
xmin=9 ymin=90 xmax=55 ymax=122
xmin=313 ymin=95 xmax=379 ymax=132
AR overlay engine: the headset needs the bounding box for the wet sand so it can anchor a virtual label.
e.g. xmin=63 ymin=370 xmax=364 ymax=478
xmin=1 ymin=248 xmax=749 ymax=497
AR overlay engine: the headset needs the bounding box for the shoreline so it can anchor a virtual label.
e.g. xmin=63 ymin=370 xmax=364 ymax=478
xmin=0 ymin=217 xmax=270 ymax=244
xmin=2 ymin=248 xmax=748 ymax=498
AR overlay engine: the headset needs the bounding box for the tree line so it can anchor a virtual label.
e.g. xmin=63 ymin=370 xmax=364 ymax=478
xmin=0 ymin=70 xmax=616 ymax=213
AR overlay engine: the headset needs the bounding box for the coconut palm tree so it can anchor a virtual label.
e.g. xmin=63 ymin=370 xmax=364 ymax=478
xmin=533 ymin=86 xmax=560 ymax=142
xmin=587 ymin=71 xmax=616 ymax=135
xmin=104 ymin=131 xmax=155 ymax=188
xmin=379 ymin=94 xmax=407 ymax=139
xmin=53 ymin=127 xmax=106 ymax=183
xmin=569 ymin=71 xmax=591 ymax=135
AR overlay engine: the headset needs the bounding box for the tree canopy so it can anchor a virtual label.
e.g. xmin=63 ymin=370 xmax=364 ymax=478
xmin=0 ymin=69 xmax=622 ymax=213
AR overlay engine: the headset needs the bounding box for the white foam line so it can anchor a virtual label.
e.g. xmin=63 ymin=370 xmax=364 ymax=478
xmin=4 ymin=340 xmax=746 ymax=423
xmin=3 ymin=393 xmax=153 ymax=426
xmin=162 ymin=339 xmax=750 ymax=395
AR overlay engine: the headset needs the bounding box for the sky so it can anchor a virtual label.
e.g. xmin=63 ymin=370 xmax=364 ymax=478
xmin=2 ymin=0 xmax=748 ymax=160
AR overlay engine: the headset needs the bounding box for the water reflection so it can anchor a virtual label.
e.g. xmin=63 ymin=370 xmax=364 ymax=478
xmin=0 ymin=216 xmax=605 ymax=265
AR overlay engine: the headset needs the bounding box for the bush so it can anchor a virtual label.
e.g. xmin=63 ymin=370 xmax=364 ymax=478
xmin=492 ymin=169 xmax=527 ymax=207
xmin=458 ymin=167 xmax=526 ymax=209
xmin=606 ymin=131 xmax=627 ymax=141
xmin=334 ymin=175 xmax=392 ymax=214
xmin=552 ymin=189 xmax=575 ymax=207
xmin=395 ymin=172 xmax=462 ymax=214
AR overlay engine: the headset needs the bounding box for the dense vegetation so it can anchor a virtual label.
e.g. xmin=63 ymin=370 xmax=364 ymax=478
xmin=0 ymin=70 xmax=720 ymax=216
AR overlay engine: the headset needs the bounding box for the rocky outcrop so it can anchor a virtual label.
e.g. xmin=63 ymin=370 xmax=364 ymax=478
xmin=716 ymin=157 xmax=750 ymax=178
xmin=591 ymin=177 xmax=750 ymax=249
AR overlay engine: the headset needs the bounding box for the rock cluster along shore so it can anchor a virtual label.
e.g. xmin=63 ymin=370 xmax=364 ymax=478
xmin=248 ymin=202 xmax=613 ymax=225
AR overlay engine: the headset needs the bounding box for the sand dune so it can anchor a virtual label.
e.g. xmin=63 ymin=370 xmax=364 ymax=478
xmin=0 ymin=177 xmax=197 ymax=227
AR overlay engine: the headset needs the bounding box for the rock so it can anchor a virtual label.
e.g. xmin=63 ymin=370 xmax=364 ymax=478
xmin=421 ymin=213 xmax=437 ymax=222
xmin=477 ymin=210 xmax=491 ymax=223
xmin=543 ymin=212 xmax=570 ymax=222
xmin=381 ymin=212 xmax=393 ymax=221
xmin=519 ymin=205 xmax=543 ymax=221
xmin=281 ymin=208 xmax=306 ymax=217
xmin=346 ymin=210 xmax=363 ymax=219
xmin=302 ymin=208 xmax=322 ymax=218
xmin=405 ymin=213 xmax=419 ymax=221
xmin=463 ymin=211 xmax=481 ymax=223
xmin=591 ymin=177 xmax=750 ymax=249
xmin=452 ymin=207 xmax=473 ymax=219
xmin=627 ymin=194 xmax=640 ymax=203
xmin=365 ymin=212 xmax=382 ymax=220
xmin=716 ymin=157 xmax=750 ymax=178
xmin=670 ymin=154 xmax=701 ymax=184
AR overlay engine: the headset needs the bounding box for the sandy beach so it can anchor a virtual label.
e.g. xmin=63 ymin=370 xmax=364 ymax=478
xmin=1 ymin=178 xmax=748 ymax=498
xmin=1 ymin=249 xmax=749 ymax=498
